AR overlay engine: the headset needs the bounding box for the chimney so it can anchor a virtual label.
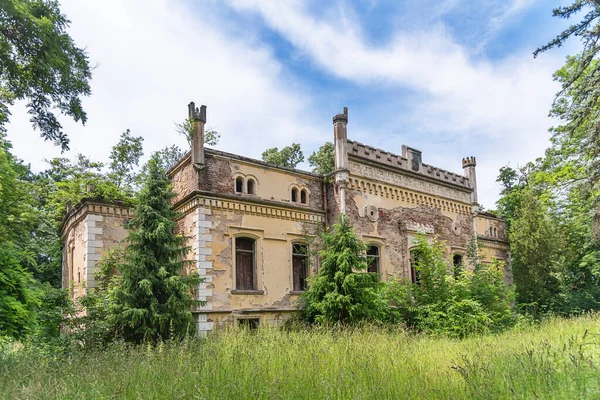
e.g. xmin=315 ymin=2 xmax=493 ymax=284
xmin=333 ymin=107 xmax=349 ymax=214
xmin=402 ymin=145 xmax=422 ymax=173
xmin=333 ymin=107 xmax=348 ymax=171
xmin=462 ymin=156 xmax=478 ymax=205
xmin=188 ymin=102 xmax=207 ymax=169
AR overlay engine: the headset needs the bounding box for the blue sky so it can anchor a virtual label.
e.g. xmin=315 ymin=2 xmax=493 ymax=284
xmin=6 ymin=0 xmax=580 ymax=207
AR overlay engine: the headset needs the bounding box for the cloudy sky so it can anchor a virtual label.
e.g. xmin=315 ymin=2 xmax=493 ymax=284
xmin=6 ymin=0 xmax=580 ymax=208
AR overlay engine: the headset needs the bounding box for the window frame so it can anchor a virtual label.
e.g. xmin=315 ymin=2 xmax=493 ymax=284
xmin=247 ymin=178 xmax=256 ymax=195
xmin=291 ymin=187 xmax=298 ymax=202
xmin=234 ymin=236 xmax=257 ymax=291
xmin=291 ymin=242 xmax=309 ymax=292
xmin=300 ymin=189 xmax=308 ymax=204
xmin=235 ymin=176 xmax=244 ymax=193
xmin=409 ymin=248 xmax=423 ymax=284
xmin=366 ymin=244 xmax=380 ymax=274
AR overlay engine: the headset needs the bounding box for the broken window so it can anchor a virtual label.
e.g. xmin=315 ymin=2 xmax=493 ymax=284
xmin=291 ymin=187 xmax=298 ymax=202
xmin=409 ymin=248 xmax=423 ymax=284
xmin=247 ymin=179 xmax=255 ymax=195
xmin=453 ymin=254 xmax=463 ymax=278
xmin=292 ymin=243 xmax=309 ymax=291
xmin=238 ymin=318 xmax=260 ymax=330
xmin=300 ymin=189 xmax=307 ymax=204
xmin=235 ymin=237 xmax=256 ymax=290
xmin=235 ymin=177 xmax=244 ymax=193
xmin=366 ymin=245 xmax=380 ymax=274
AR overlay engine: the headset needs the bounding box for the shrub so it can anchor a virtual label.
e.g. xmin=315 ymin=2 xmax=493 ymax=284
xmin=385 ymin=235 xmax=516 ymax=337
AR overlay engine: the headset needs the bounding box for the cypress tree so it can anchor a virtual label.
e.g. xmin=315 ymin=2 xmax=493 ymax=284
xmin=111 ymin=155 xmax=200 ymax=342
xmin=301 ymin=214 xmax=386 ymax=324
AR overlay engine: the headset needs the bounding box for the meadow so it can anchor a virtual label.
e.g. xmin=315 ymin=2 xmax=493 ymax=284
xmin=1 ymin=315 xmax=599 ymax=399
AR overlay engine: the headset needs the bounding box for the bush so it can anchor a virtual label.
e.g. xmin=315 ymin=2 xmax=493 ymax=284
xmin=385 ymin=235 xmax=517 ymax=337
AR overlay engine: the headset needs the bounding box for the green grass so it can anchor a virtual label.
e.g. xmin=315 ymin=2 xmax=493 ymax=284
xmin=1 ymin=315 xmax=600 ymax=399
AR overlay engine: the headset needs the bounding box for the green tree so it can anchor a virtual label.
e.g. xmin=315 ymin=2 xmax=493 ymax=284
xmin=300 ymin=215 xmax=386 ymax=324
xmin=110 ymin=155 xmax=201 ymax=343
xmin=0 ymin=0 xmax=92 ymax=150
xmin=262 ymin=143 xmax=304 ymax=169
xmin=175 ymin=119 xmax=220 ymax=146
xmin=308 ymin=142 xmax=334 ymax=175
xmin=509 ymin=190 xmax=560 ymax=311
xmin=108 ymin=129 xmax=144 ymax=191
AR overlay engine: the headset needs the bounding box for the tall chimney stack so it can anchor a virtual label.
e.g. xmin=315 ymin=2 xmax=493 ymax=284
xmin=462 ymin=156 xmax=478 ymax=205
xmin=333 ymin=107 xmax=349 ymax=213
xmin=188 ymin=102 xmax=207 ymax=169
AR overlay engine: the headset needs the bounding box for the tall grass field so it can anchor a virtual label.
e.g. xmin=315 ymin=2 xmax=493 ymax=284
xmin=1 ymin=315 xmax=600 ymax=399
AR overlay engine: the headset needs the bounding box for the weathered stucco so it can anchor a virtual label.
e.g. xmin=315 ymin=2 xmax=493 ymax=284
xmin=62 ymin=104 xmax=511 ymax=332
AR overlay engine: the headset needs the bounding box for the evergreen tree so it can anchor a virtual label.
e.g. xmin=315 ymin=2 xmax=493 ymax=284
xmin=110 ymin=155 xmax=201 ymax=343
xmin=301 ymin=215 xmax=386 ymax=324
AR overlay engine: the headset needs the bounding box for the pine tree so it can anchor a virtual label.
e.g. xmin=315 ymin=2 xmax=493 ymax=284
xmin=301 ymin=215 xmax=386 ymax=324
xmin=111 ymin=155 xmax=201 ymax=343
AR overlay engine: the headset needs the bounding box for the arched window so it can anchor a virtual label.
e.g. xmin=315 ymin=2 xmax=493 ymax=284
xmin=247 ymin=179 xmax=255 ymax=195
xmin=409 ymin=248 xmax=423 ymax=284
xmin=235 ymin=237 xmax=256 ymax=290
xmin=292 ymin=243 xmax=308 ymax=291
xmin=300 ymin=189 xmax=307 ymax=204
xmin=493 ymin=227 xmax=498 ymax=237
xmin=366 ymin=245 xmax=380 ymax=274
xmin=291 ymin=187 xmax=298 ymax=202
xmin=235 ymin=177 xmax=244 ymax=193
xmin=453 ymin=254 xmax=463 ymax=278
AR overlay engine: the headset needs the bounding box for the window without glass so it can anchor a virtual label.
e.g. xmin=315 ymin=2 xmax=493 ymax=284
xmin=300 ymin=189 xmax=307 ymax=204
xmin=235 ymin=237 xmax=256 ymax=290
xmin=292 ymin=243 xmax=309 ymax=291
xmin=367 ymin=245 xmax=380 ymax=274
xmin=453 ymin=254 xmax=463 ymax=278
xmin=409 ymin=248 xmax=422 ymax=284
xmin=291 ymin=187 xmax=298 ymax=202
xmin=235 ymin=177 xmax=244 ymax=193
xmin=247 ymin=179 xmax=255 ymax=195
xmin=238 ymin=318 xmax=260 ymax=330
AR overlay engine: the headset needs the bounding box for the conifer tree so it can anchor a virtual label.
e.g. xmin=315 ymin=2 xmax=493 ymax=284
xmin=110 ymin=155 xmax=200 ymax=343
xmin=301 ymin=215 xmax=386 ymax=324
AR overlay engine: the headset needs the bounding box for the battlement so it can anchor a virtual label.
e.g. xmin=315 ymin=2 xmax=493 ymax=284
xmin=462 ymin=156 xmax=476 ymax=168
xmin=347 ymin=140 xmax=471 ymax=189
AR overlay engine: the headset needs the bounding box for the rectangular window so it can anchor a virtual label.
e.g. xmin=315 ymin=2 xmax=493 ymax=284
xmin=238 ymin=318 xmax=260 ymax=330
xmin=410 ymin=249 xmax=422 ymax=284
xmin=367 ymin=245 xmax=380 ymax=274
xmin=292 ymin=243 xmax=308 ymax=291
xmin=236 ymin=237 xmax=256 ymax=290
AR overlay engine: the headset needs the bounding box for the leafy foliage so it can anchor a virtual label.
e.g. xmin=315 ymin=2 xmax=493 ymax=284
xmin=108 ymin=129 xmax=144 ymax=192
xmin=308 ymin=142 xmax=335 ymax=175
xmin=300 ymin=215 xmax=387 ymax=324
xmin=385 ymin=235 xmax=516 ymax=338
xmin=109 ymin=155 xmax=201 ymax=343
xmin=0 ymin=0 xmax=92 ymax=150
xmin=175 ymin=118 xmax=220 ymax=146
xmin=261 ymin=143 xmax=304 ymax=169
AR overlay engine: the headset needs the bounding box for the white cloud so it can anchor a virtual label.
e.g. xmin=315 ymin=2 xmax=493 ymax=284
xmin=6 ymin=0 xmax=320 ymax=172
xmin=224 ymin=0 xmax=568 ymax=208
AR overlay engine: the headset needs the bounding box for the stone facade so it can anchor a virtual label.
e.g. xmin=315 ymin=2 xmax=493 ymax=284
xmin=61 ymin=103 xmax=510 ymax=333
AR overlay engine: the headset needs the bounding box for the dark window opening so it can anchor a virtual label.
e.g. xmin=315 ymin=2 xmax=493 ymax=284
xmin=291 ymin=187 xmax=298 ymax=202
xmin=409 ymin=249 xmax=423 ymax=284
xmin=247 ymin=179 xmax=255 ymax=195
xmin=367 ymin=245 xmax=380 ymax=274
xmin=300 ymin=189 xmax=307 ymax=204
xmin=235 ymin=177 xmax=244 ymax=193
xmin=292 ymin=243 xmax=309 ymax=291
xmin=453 ymin=254 xmax=463 ymax=278
xmin=238 ymin=318 xmax=260 ymax=330
xmin=235 ymin=237 xmax=256 ymax=290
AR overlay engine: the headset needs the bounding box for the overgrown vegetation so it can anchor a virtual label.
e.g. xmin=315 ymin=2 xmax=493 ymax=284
xmin=1 ymin=315 xmax=599 ymax=399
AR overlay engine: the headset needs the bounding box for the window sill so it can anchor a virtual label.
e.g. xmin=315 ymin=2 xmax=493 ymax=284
xmin=231 ymin=290 xmax=264 ymax=295
xmin=289 ymin=291 xmax=305 ymax=295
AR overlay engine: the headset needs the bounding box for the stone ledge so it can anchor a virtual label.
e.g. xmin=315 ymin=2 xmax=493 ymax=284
xmin=231 ymin=290 xmax=265 ymax=295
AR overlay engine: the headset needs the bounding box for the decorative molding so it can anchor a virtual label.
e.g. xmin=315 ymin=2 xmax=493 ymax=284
xmin=195 ymin=206 xmax=214 ymax=335
xmin=347 ymin=173 xmax=472 ymax=215
xmin=365 ymin=205 xmax=379 ymax=222
xmin=478 ymin=237 xmax=510 ymax=250
xmin=176 ymin=195 xmax=326 ymax=223
xmin=62 ymin=202 xmax=132 ymax=239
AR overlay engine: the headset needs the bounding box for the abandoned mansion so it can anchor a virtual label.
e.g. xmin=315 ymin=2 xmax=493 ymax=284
xmin=61 ymin=103 xmax=510 ymax=334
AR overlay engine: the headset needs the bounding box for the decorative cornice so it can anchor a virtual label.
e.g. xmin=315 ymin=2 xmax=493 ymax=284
xmin=175 ymin=194 xmax=326 ymax=223
xmin=478 ymin=236 xmax=510 ymax=249
xmin=61 ymin=200 xmax=133 ymax=239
